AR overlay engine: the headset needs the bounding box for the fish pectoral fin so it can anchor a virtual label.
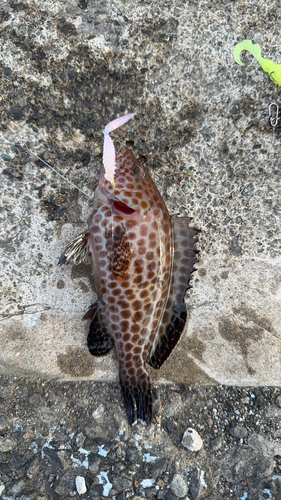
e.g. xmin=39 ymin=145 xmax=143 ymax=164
xmin=85 ymin=301 xmax=114 ymax=357
xmin=58 ymin=232 xmax=90 ymax=265
xmin=147 ymin=216 xmax=200 ymax=369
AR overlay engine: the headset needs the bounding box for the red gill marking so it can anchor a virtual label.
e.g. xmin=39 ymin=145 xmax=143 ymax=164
xmin=112 ymin=200 xmax=136 ymax=215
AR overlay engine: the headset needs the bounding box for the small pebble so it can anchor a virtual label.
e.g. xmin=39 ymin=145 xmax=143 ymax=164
xmin=206 ymin=417 xmax=213 ymax=427
xmin=28 ymin=394 xmax=42 ymax=407
xmin=76 ymin=476 xmax=87 ymax=495
xmin=20 ymin=97 xmax=28 ymax=107
xmin=165 ymin=402 xmax=180 ymax=418
xmin=210 ymin=436 xmax=223 ymax=451
xmin=2 ymin=154 xmax=11 ymax=161
xmin=275 ymin=395 xmax=281 ymax=407
xmin=0 ymin=437 xmax=16 ymax=452
xmin=75 ymin=432 xmax=85 ymax=448
xmin=170 ymin=474 xmax=188 ymax=497
xmin=165 ymin=420 xmax=178 ymax=434
xmin=92 ymin=404 xmax=105 ymax=419
xmin=4 ymin=67 xmax=12 ymax=76
xmin=0 ymin=416 xmax=8 ymax=430
xmin=181 ymin=428 xmax=203 ymax=451
xmin=229 ymin=426 xmax=248 ymax=439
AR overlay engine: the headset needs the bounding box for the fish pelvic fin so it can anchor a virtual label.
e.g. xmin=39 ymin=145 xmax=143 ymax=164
xmin=58 ymin=232 xmax=90 ymax=265
xmin=84 ymin=301 xmax=114 ymax=356
xmin=234 ymin=40 xmax=262 ymax=66
xmin=147 ymin=216 xmax=200 ymax=370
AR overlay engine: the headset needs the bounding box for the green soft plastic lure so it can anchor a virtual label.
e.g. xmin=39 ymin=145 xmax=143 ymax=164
xmin=234 ymin=40 xmax=281 ymax=86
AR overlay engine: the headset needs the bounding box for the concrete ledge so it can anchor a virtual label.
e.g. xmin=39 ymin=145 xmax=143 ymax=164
xmin=1 ymin=0 xmax=280 ymax=385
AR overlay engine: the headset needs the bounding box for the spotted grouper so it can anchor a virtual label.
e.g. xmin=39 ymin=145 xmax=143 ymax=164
xmin=59 ymin=114 xmax=199 ymax=425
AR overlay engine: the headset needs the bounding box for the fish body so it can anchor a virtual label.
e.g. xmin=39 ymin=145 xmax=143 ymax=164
xmin=60 ymin=131 xmax=199 ymax=425
xmin=234 ymin=40 xmax=281 ymax=86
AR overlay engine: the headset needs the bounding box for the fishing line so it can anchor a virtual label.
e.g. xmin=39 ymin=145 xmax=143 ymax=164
xmin=17 ymin=143 xmax=92 ymax=199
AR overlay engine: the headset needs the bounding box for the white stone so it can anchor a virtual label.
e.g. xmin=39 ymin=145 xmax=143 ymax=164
xmin=181 ymin=428 xmax=203 ymax=451
xmin=76 ymin=476 xmax=87 ymax=495
xmin=170 ymin=474 xmax=188 ymax=497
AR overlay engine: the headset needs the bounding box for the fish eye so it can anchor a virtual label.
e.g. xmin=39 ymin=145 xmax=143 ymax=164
xmin=133 ymin=166 xmax=140 ymax=175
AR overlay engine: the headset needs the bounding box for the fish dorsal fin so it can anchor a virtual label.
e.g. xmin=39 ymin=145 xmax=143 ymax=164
xmin=147 ymin=216 xmax=199 ymax=369
xmin=58 ymin=232 xmax=90 ymax=265
xmin=83 ymin=301 xmax=114 ymax=356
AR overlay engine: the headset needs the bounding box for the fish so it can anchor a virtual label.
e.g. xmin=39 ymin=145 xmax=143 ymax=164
xmin=234 ymin=40 xmax=281 ymax=86
xmin=59 ymin=114 xmax=199 ymax=425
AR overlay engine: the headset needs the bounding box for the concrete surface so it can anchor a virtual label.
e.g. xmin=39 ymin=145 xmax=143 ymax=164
xmin=0 ymin=0 xmax=280 ymax=384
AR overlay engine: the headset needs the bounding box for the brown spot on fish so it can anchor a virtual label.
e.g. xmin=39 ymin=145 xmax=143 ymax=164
xmin=118 ymin=299 xmax=130 ymax=309
xmin=132 ymin=324 xmax=141 ymax=334
xmin=133 ymin=311 xmax=143 ymax=322
xmin=121 ymin=309 xmax=131 ymax=319
xmin=140 ymin=224 xmax=148 ymax=236
xmin=120 ymin=321 xmax=129 ymax=333
xmin=134 ymin=275 xmax=143 ymax=285
xmin=132 ymin=300 xmax=142 ymax=311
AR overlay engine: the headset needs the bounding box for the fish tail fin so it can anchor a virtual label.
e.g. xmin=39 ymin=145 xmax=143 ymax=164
xmin=234 ymin=40 xmax=262 ymax=66
xmin=119 ymin=362 xmax=152 ymax=425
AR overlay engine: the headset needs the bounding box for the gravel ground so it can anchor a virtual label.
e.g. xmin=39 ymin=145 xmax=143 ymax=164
xmin=0 ymin=376 xmax=281 ymax=499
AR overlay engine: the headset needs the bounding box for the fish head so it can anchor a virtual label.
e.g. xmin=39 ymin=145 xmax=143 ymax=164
xmin=98 ymin=147 xmax=152 ymax=218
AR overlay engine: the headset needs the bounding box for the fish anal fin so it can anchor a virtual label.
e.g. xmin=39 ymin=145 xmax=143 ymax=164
xmin=59 ymin=232 xmax=90 ymax=265
xmin=85 ymin=301 xmax=114 ymax=356
xmin=147 ymin=216 xmax=199 ymax=369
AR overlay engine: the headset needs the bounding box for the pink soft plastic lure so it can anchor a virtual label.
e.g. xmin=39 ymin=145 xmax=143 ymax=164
xmin=59 ymin=114 xmax=199 ymax=425
xmin=103 ymin=113 xmax=136 ymax=187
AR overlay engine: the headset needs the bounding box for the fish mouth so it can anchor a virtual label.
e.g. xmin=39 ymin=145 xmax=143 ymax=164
xmin=111 ymin=199 xmax=136 ymax=216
